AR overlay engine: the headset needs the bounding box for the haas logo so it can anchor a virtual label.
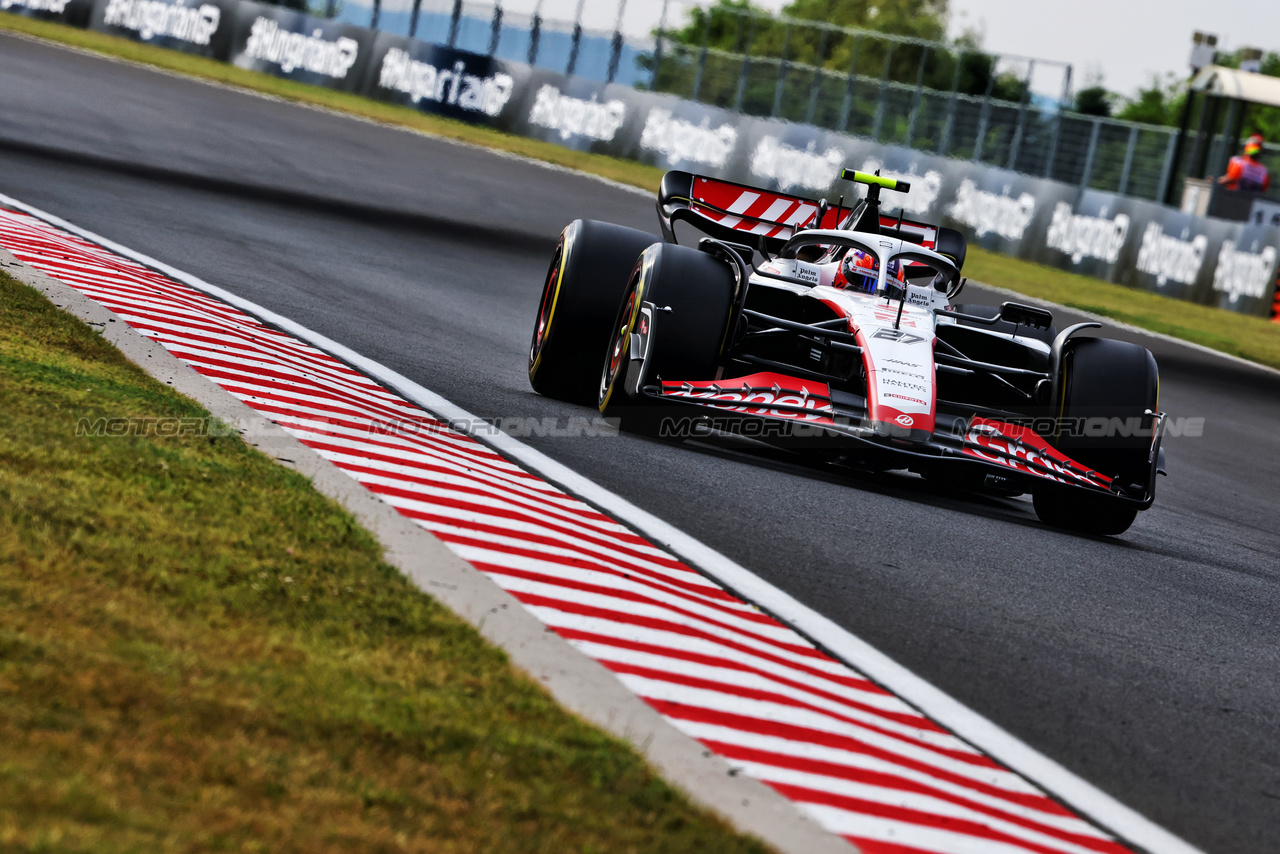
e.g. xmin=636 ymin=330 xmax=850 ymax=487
xmin=896 ymin=414 xmax=914 ymax=427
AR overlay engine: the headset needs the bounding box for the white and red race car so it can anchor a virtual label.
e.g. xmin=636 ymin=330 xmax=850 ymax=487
xmin=529 ymin=169 xmax=1166 ymax=535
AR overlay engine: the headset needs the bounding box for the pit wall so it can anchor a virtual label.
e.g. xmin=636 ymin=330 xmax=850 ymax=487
xmin=9 ymin=0 xmax=1278 ymax=316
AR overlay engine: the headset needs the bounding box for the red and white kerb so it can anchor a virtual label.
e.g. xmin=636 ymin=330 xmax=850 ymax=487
xmin=0 ymin=207 xmax=1136 ymax=854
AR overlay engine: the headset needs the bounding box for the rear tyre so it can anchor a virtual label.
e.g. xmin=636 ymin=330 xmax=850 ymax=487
xmin=599 ymin=243 xmax=736 ymax=434
xmin=528 ymin=219 xmax=659 ymax=405
xmin=1033 ymin=337 xmax=1158 ymax=536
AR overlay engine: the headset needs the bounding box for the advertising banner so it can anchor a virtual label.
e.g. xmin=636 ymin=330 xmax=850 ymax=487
xmin=361 ymin=32 xmax=524 ymax=126
xmin=501 ymin=72 xmax=637 ymax=155
xmin=1026 ymin=190 xmax=1279 ymax=316
xmin=2 ymin=0 xmax=91 ymax=26
xmin=11 ymin=0 xmax=1278 ymax=315
xmin=87 ymin=0 xmax=236 ymax=59
xmin=502 ymin=77 xmax=748 ymax=176
xmin=227 ymin=1 xmax=373 ymax=93
xmin=630 ymin=93 xmax=742 ymax=175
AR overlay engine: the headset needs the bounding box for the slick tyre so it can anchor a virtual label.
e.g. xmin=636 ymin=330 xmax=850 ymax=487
xmin=1033 ymin=337 xmax=1158 ymax=536
xmin=528 ymin=219 xmax=660 ymax=405
xmin=599 ymin=243 xmax=736 ymax=434
xmin=1033 ymin=487 xmax=1138 ymax=537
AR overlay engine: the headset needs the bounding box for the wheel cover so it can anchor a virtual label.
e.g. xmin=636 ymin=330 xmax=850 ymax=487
xmin=529 ymin=240 xmax=565 ymax=371
xmin=599 ymin=276 xmax=641 ymax=409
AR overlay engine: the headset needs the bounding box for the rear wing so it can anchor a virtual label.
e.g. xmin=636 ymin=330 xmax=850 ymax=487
xmin=656 ymin=170 xmax=939 ymax=256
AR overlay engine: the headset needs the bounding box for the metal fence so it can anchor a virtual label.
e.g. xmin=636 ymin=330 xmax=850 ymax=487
xmin=301 ymin=0 xmax=1226 ymax=205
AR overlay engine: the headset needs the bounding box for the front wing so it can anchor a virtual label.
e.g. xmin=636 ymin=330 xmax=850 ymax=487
xmin=646 ymin=372 xmax=1163 ymax=507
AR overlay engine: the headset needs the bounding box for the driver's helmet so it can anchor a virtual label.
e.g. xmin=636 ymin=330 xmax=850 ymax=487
xmin=833 ymin=249 xmax=903 ymax=293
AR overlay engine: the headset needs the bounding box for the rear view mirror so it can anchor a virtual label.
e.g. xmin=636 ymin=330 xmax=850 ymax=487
xmin=999 ymin=302 xmax=1054 ymax=330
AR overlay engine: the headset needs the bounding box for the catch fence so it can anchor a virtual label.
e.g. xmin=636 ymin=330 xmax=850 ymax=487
xmin=301 ymin=0 xmax=1259 ymax=204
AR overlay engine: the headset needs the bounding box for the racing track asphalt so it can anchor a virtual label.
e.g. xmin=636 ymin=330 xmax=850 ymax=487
xmin=3 ymin=32 xmax=1278 ymax=854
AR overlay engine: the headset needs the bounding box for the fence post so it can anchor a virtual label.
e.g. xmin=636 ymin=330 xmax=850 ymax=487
xmin=370 ymin=0 xmax=381 ymax=30
xmin=904 ymin=45 xmax=930 ymax=149
xmin=1006 ymin=59 xmax=1034 ymax=171
xmin=871 ymin=41 xmax=895 ymax=142
xmin=733 ymin=12 xmax=756 ymax=112
xmin=488 ymin=4 xmax=502 ymax=56
xmin=772 ymin=23 xmax=792 ymax=117
xmin=607 ymin=0 xmax=627 ymax=83
xmin=650 ymin=0 xmax=670 ymax=92
xmin=805 ymin=26 xmax=832 ymax=125
xmin=692 ymin=7 xmax=712 ymax=101
xmin=1117 ymin=124 xmax=1139 ymax=195
xmin=971 ymin=55 xmax=998 ymax=161
xmin=1188 ymin=94 xmax=1220 ymax=180
xmin=837 ymin=34 xmax=862 ymax=132
xmin=1043 ymin=64 xmax=1071 ymax=180
xmin=447 ymin=0 xmax=461 ymax=47
xmin=1079 ymin=118 xmax=1102 ymax=189
xmin=406 ymin=0 xmax=421 ymax=36
xmin=1210 ymin=98 xmax=1241 ymax=178
xmin=567 ymin=24 xmax=582 ymax=76
xmin=325 ymin=0 xmax=336 ymax=18
xmin=565 ymin=0 xmax=587 ymax=76
xmin=938 ymin=49 xmax=963 ymax=155
xmin=607 ymin=32 xmax=623 ymax=83
xmin=1155 ymin=129 xmax=1178 ymax=204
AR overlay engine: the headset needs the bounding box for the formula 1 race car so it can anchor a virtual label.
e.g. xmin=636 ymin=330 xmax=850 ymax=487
xmin=528 ymin=169 xmax=1166 ymax=535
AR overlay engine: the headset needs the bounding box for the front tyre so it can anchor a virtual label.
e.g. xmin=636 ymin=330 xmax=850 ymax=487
xmin=599 ymin=243 xmax=736 ymax=433
xmin=1032 ymin=487 xmax=1138 ymax=537
xmin=528 ymin=219 xmax=659 ymax=405
xmin=1033 ymin=337 xmax=1158 ymax=536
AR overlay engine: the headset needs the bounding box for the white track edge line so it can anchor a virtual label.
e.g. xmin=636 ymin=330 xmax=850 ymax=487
xmin=0 ymin=191 xmax=1207 ymax=854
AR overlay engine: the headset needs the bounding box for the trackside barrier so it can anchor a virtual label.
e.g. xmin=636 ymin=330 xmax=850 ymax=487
xmin=6 ymin=0 xmax=1280 ymax=317
xmin=1272 ymin=271 xmax=1280 ymax=322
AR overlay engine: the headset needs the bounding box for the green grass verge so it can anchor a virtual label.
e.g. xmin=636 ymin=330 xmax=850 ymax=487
xmin=2 ymin=13 xmax=1278 ymax=367
xmin=964 ymin=251 xmax=1280 ymax=369
xmin=0 ymin=268 xmax=769 ymax=852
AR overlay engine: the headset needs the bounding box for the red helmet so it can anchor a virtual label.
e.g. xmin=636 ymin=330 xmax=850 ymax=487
xmin=833 ymin=250 xmax=903 ymax=293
